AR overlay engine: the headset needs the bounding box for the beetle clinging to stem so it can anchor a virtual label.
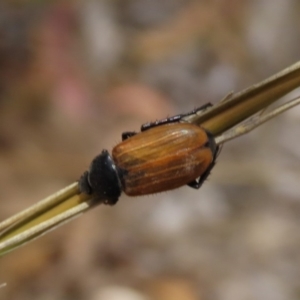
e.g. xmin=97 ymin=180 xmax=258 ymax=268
xmin=79 ymin=104 xmax=219 ymax=205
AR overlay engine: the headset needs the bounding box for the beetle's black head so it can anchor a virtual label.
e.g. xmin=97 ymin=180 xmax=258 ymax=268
xmin=78 ymin=150 xmax=122 ymax=205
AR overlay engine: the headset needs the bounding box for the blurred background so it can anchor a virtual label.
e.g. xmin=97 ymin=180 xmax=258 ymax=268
xmin=1 ymin=0 xmax=300 ymax=299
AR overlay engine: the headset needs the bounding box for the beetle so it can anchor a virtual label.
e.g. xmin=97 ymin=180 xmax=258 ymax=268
xmin=79 ymin=104 xmax=219 ymax=205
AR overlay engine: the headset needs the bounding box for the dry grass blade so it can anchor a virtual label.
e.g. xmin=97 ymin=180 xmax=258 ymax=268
xmin=216 ymin=96 xmax=300 ymax=144
xmin=0 ymin=183 xmax=93 ymax=256
xmin=0 ymin=183 xmax=79 ymax=233
xmin=184 ymin=61 xmax=300 ymax=135
xmin=0 ymin=201 xmax=91 ymax=256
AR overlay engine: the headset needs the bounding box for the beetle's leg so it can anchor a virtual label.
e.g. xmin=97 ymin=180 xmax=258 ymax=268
xmin=180 ymin=102 xmax=213 ymax=118
xmin=187 ymin=158 xmax=217 ymax=190
xmin=187 ymin=179 xmax=201 ymax=189
xmin=122 ymin=131 xmax=137 ymax=141
xmin=141 ymin=103 xmax=213 ymax=132
xmin=187 ymin=159 xmax=216 ymax=189
xmin=141 ymin=115 xmax=182 ymax=131
xmin=187 ymin=143 xmax=219 ymax=190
